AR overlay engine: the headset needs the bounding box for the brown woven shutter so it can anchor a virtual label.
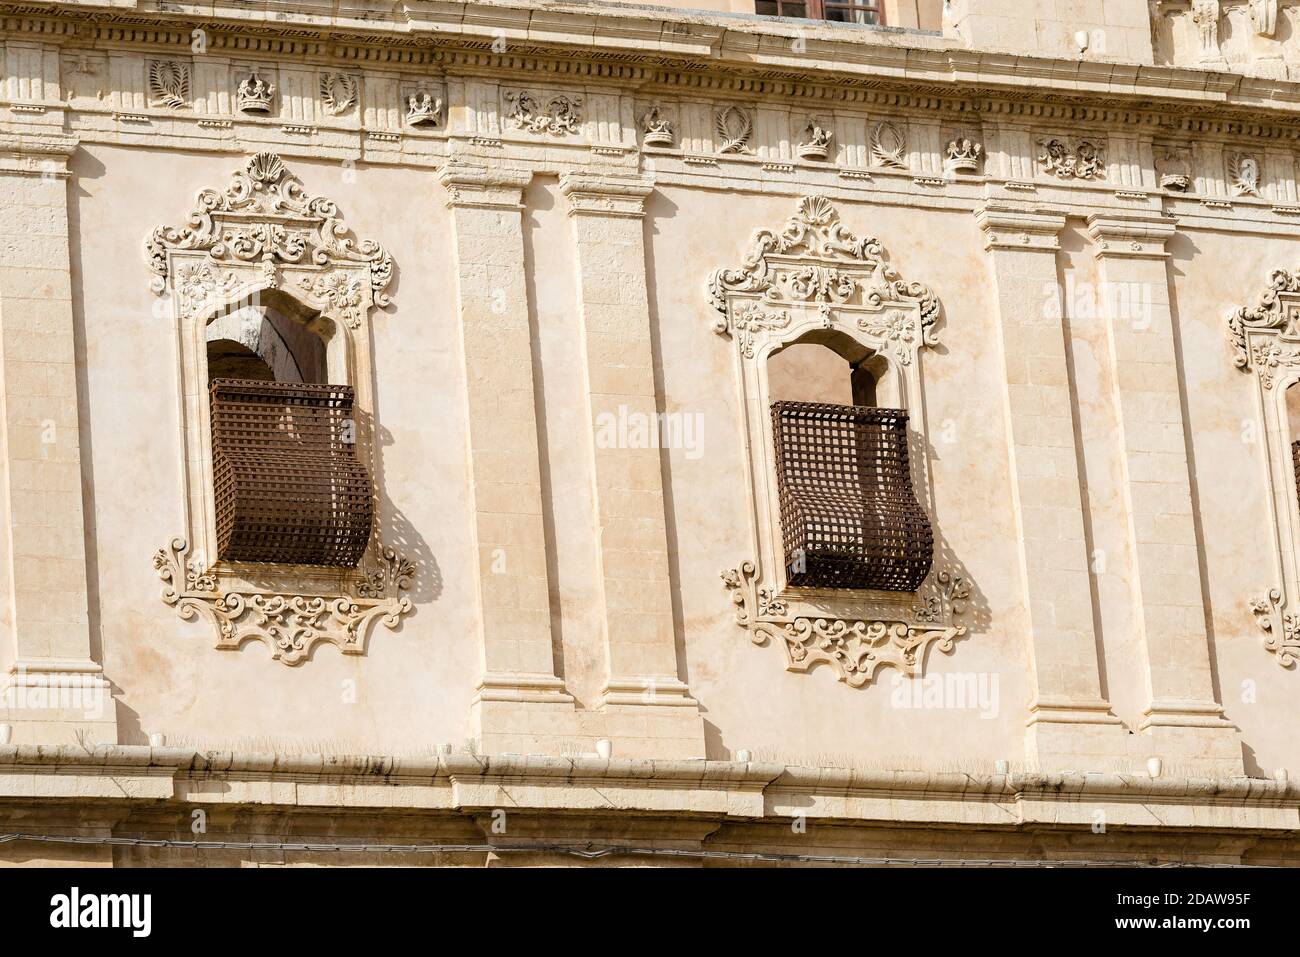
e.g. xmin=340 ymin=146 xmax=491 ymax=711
xmin=210 ymin=378 xmax=373 ymax=567
xmin=772 ymin=400 xmax=933 ymax=591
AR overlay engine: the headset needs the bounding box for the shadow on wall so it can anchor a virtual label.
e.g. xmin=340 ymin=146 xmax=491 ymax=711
xmin=373 ymin=420 xmax=442 ymax=606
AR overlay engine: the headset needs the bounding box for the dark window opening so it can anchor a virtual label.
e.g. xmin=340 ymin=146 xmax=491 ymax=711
xmin=755 ymin=0 xmax=884 ymax=25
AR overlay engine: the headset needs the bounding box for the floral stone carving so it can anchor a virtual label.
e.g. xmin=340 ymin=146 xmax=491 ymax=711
xmin=709 ymin=194 xmax=940 ymax=346
xmin=1230 ymin=267 xmax=1300 ymax=668
xmin=722 ymin=561 xmax=966 ymax=687
xmin=145 ymin=151 xmax=393 ymax=314
xmin=154 ymin=538 xmax=415 ymax=665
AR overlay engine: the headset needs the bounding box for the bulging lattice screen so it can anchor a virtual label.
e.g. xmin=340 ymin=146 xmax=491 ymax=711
xmin=772 ymin=401 xmax=933 ymax=592
xmin=210 ymin=378 xmax=373 ymax=567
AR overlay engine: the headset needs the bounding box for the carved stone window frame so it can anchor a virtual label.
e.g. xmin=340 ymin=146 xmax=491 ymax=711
xmin=710 ymin=195 xmax=968 ymax=688
xmin=1229 ymin=270 xmax=1300 ymax=667
xmin=145 ymin=151 xmax=413 ymax=665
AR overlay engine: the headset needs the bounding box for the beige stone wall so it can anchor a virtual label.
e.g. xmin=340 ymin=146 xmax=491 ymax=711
xmin=5 ymin=0 xmax=1300 ymax=859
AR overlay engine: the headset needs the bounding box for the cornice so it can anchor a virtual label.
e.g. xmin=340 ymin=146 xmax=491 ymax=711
xmin=975 ymin=205 xmax=1067 ymax=252
xmin=439 ymin=157 xmax=531 ymax=208
xmin=0 ymin=745 xmax=1297 ymax=833
xmin=11 ymin=0 xmax=1300 ymax=137
xmin=1086 ymin=212 xmax=1179 ymax=259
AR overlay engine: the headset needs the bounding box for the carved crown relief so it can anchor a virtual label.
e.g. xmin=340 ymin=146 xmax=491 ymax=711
xmin=146 ymin=152 xmax=413 ymax=666
xmin=1230 ymin=268 xmax=1300 ymax=668
xmin=709 ymin=196 xmax=966 ymax=688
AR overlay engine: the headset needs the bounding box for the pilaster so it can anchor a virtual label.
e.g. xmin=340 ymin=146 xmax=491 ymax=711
xmin=440 ymin=158 xmax=576 ymax=754
xmin=559 ymin=171 xmax=703 ymax=758
xmin=976 ymin=205 xmax=1125 ymax=771
xmin=0 ymin=131 xmax=115 ymax=745
xmin=1085 ymin=212 xmax=1242 ymax=777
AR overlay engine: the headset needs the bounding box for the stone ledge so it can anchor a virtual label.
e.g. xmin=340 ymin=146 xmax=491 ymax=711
xmin=0 ymin=746 xmax=1296 ymax=833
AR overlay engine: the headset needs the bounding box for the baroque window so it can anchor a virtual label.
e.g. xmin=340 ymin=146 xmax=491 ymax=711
xmin=754 ymin=0 xmax=884 ymax=25
xmin=1230 ymin=270 xmax=1300 ymax=667
xmin=146 ymin=152 xmax=414 ymax=665
xmin=712 ymin=196 xmax=969 ymax=688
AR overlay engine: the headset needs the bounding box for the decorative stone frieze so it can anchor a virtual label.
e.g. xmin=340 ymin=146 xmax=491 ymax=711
xmin=1037 ymin=136 xmax=1105 ymax=180
xmin=504 ymin=90 xmax=583 ymax=135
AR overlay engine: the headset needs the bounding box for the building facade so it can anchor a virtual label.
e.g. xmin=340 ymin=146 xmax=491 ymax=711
xmin=2 ymin=0 xmax=1300 ymax=865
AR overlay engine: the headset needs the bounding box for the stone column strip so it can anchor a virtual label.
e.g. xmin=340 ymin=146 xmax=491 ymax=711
xmin=0 ymin=131 xmax=116 ymax=744
xmin=1086 ymin=212 xmax=1241 ymax=774
xmin=976 ymin=205 xmax=1125 ymax=771
xmin=440 ymin=158 xmax=576 ymax=754
xmin=558 ymin=171 xmax=700 ymax=714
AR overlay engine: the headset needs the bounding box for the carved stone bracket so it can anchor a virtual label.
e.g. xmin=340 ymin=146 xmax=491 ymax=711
xmin=722 ymin=561 xmax=966 ymax=688
xmin=153 ymin=538 xmax=415 ymax=666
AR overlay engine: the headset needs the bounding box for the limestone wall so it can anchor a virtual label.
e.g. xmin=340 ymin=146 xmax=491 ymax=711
xmin=1 ymin=0 xmax=1300 ymax=788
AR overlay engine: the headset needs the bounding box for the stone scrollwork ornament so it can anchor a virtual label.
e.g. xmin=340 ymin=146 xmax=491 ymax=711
xmin=153 ymin=538 xmax=415 ymax=666
xmin=710 ymin=196 xmax=958 ymax=689
xmin=145 ymin=151 xmax=393 ymax=310
xmin=1230 ymin=268 xmax=1300 ymax=668
xmin=722 ymin=562 xmax=966 ymax=687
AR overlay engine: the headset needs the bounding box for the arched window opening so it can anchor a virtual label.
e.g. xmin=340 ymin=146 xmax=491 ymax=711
xmin=765 ymin=330 xmax=932 ymax=593
xmin=767 ymin=329 xmax=893 ymax=408
xmin=203 ymin=295 xmax=370 ymax=569
xmin=204 ymin=300 xmax=329 ymax=387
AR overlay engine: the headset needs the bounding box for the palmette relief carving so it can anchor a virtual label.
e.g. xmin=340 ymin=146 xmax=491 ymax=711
xmin=504 ymin=90 xmax=583 ymax=135
xmin=722 ymin=561 xmax=967 ymax=688
xmin=1229 ymin=152 xmax=1262 ymax=197
xmin=148 ymin=60 xmax=190 ymax=109
xmin=715 ymin=105 xmax=753 ymax=155
xmin=1037 ymin=137 xmax=1105 ymax=179
xmin=154 ymin=538 xmax=414 ymax=666
xmin=870 ymin=121 xmax=907 ymax=169
xmin=319 ymin=71 xmax=357 ymax=115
